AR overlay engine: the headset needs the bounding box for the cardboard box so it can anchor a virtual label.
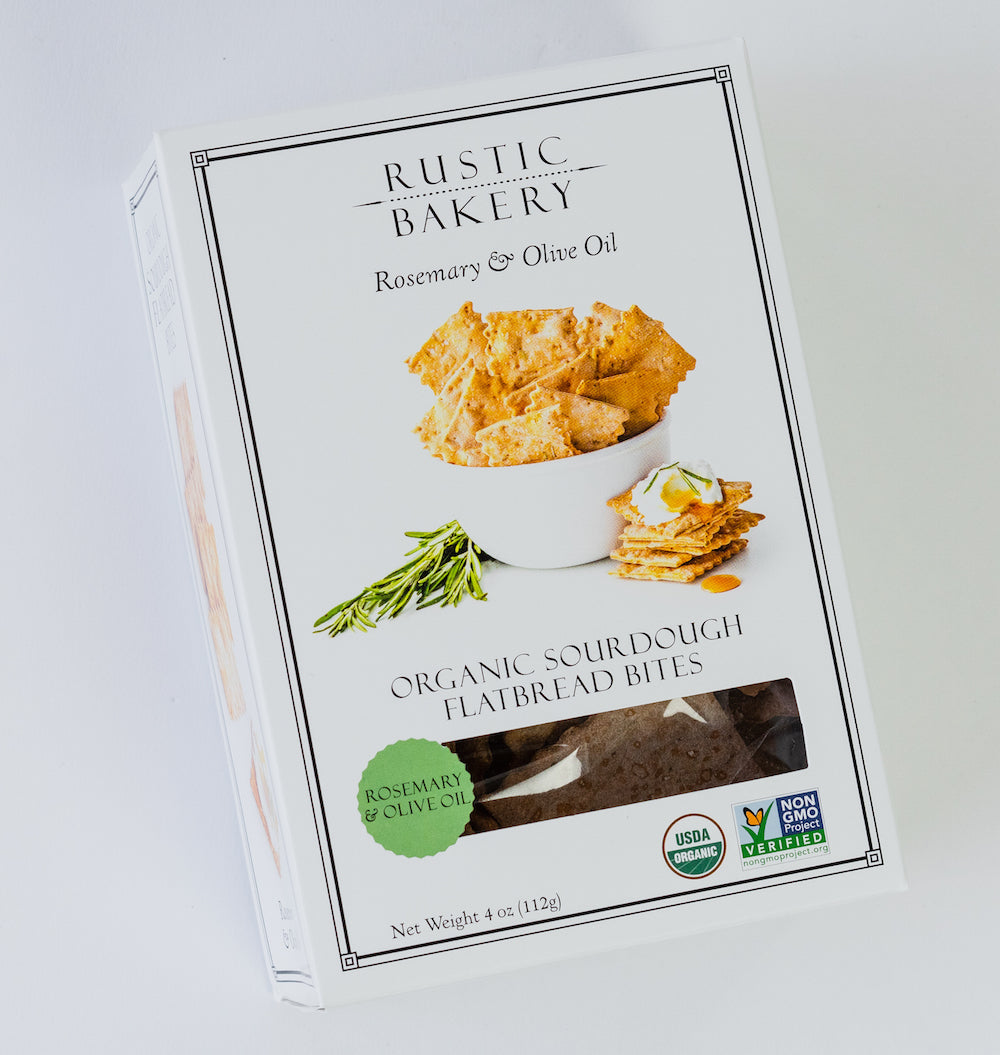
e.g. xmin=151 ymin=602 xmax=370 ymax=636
xmin=124 ymin=39 xmax=902 ymax=1008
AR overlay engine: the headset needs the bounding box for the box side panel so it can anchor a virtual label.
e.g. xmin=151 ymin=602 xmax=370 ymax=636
xmin=124 ymin=152 xmax=321 ymax=1008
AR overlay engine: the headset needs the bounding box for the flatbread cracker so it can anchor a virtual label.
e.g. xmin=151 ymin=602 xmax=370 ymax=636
xmin=439 ymin=365 xmax=510 ymax=464
xmin=414 ymin=354 xmax=477 ymax=460
xmin=596 ymin=304 xmax=695 ymax=379
xmin=610 ymin=478 xmax=752 ymax=526
xmin=616 ymin=510 xmax=764 ymax=555
xmin=609 ymin=539 xmax=747 ymax=583
xmin=407 ymin=302 xmax=489 ymax=394
xmin=526 ymin=389 xmax=628 ymax=452
xmin=575 ymin=301 xmax=622 ymax=356
xmin=503 ymin=348 xmax=598 ymax=413
xmin=611 ymin=511 xmax=762 ymax=564
xmin=660 ymin=509 xmax=763 ymax=550
xmin=619 ymin=507 xmax=743 ymax=546
xmin=611 ymin=478 xmax=752 ymax=524
xmin=576 ymin=369 xmax=669 ymax=437
xmin=476 ymin=404 xmax=577 ymax=466
xmin=608 ymin=547 xmax=695 ymax=568
xmin=484 ymin=307 xmax=578 ymax=389
xmin=607 ymin=508 xmax=759 ymax=544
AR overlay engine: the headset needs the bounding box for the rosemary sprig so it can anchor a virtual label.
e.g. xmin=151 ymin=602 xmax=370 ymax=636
xmin=313 ymin=521 xmax=490 ymax=639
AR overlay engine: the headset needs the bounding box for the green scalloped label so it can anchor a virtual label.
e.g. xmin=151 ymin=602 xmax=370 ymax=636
xmin=357 ymin=739 xmax=474 ymax=858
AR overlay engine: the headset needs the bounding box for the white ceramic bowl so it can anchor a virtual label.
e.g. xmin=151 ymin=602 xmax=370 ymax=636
xmin=431 ymin=413 xmax=671 ymax=568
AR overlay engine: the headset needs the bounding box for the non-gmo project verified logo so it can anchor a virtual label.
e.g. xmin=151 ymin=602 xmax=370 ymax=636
xmin=734 ymin=789 xmax=830 ymax=870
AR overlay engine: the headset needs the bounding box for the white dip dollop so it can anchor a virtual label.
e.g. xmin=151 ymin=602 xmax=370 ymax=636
xmin=631 ymin=460 xmax=723 ymax=524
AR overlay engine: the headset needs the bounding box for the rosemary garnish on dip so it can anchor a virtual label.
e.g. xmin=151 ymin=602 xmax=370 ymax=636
xmin=677 ymin=466 xmax=713 ymax=491
xmin=314 ymin=521 xmax=490 ymax=638
xmin=632 ymin=460 xmax=724 ymax=524
xmin=642 ymin=461 xmax=712 ymax=496
xmin=641 ymin=464 xmax=672 ymax=494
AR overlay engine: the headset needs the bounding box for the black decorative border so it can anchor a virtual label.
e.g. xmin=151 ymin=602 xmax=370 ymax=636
xmin=190 ymin=61 xmax=884 ymax=970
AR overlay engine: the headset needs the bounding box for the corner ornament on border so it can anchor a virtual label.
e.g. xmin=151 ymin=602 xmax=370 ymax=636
xmin=192 ymin=150 xmax=209 ymax=168
xmin=715 ymin=66 xmax=731 ymax=83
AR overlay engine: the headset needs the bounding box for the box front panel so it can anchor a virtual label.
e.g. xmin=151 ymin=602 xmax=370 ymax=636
xmin=182 ymin=49 xmax=895 ymax=986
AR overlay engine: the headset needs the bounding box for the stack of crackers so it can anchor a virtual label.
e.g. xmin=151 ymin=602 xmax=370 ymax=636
xmin=607 ymin=479 xmax=764 ymax=582
xmin=408 ymin=301 xmax=695 ymax=466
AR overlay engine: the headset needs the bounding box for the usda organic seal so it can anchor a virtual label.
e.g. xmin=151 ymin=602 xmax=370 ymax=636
xmin=662 ymin=813 xmax=727 ymax=878
xmin=357 ymin=739 xmax=474 ymax=858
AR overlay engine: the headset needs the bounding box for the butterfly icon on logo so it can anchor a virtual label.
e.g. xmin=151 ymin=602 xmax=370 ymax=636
xmin=741 ymin=802 xmax=773 ymax=844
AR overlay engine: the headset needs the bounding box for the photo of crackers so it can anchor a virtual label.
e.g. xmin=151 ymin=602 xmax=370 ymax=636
xmin=408 ymin=301 xmax=695 ymax=466
xmin=608 ymin=477 xmax=764 ymax=582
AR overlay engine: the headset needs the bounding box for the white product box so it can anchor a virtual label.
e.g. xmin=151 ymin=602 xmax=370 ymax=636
xmin=125 ymin=40 xmax=903 ymax=1008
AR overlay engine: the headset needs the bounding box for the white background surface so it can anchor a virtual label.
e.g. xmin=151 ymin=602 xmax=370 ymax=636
xmin=2 ymin=2 xmax=997 ymax=1051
